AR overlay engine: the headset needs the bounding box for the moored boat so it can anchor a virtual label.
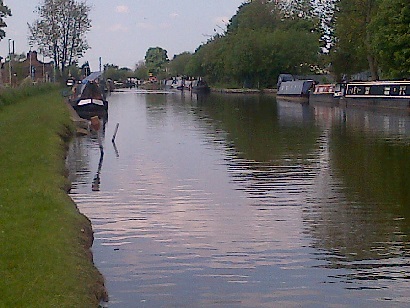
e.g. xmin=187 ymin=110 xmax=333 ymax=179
xmin=341 ymin=80 xmax=410 ymax=110
xmin=309 ymin=83 xmax=339 ymax=106
xmin=277 ymin=79 xmax=315 ymax=103
xmin=70 ymin=71 xmax=108 ymax=118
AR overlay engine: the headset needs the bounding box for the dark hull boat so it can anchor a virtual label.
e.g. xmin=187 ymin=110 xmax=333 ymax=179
xmin=70 ymin=71 xmax=108 ymax=119
xmin=341 ymin=81 xmax=410 ymax=111
xmin=74 ymin=97 xmax=108 ymax=114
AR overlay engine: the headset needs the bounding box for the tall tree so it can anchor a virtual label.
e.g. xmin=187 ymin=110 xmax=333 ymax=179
xmin=0 ymin=1 xmax=11 ymax=40
xmin=29 ymin=0 xmax=91 ymax=74
xmin=370 ymin=0 xmax=410 ymax=79
xmin=227 ymin=0 xmax=279 ymax=33
xmin=167 ymin=52 xmax=193 ymax=77
xmin=145 ymin=47 xmax=168 ymax=77
xmin=333 ymin=0 xmax=379 ymax=80
xmin=134 ymin=61 xmax=149 ymax=80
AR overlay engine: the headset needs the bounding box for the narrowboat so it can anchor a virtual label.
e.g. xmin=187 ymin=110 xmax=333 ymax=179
xmin=70 ymin=71 xmax=108 ymax=118
xmin=341 ymin=81 xmax=410 ymax=110
xmin=277 ymin=79 xmax=315 ymax=103
xmin=309 ymin=83 xmax=339 ymax=106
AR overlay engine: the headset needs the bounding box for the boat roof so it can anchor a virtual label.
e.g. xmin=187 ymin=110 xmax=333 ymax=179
xmin=82 ymin=71 xmax=103 ymax=84
xmin=277 ymin=80 xmax=314 ymax=95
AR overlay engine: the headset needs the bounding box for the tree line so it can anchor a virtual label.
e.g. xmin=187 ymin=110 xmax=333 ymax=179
xmin=166 ymin=0 xmax=410 ymax=87
xmin=0 ymin=0 xmax=409 ymax=86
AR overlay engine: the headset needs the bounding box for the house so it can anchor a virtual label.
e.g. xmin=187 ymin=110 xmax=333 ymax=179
xmin=1 ymin=51 xmax=54 ymax=86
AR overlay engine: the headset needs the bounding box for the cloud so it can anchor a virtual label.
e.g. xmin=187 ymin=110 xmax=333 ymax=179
xmin=116 ymin=5 xmax=129 ymax=14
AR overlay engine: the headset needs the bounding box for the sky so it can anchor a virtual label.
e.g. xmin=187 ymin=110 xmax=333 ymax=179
xmin=2 ymin=0 xmax=244 ymax=71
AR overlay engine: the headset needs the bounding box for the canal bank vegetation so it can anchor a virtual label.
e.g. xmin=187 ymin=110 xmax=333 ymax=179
xmin=0 ymin=86 xmax=106 ymax=307
xmin=163 ymin=0 xmax=410 ymax=87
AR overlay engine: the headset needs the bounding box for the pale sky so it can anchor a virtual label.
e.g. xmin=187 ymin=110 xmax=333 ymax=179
xmin=2 ymin=0 xmax=244 ymax=70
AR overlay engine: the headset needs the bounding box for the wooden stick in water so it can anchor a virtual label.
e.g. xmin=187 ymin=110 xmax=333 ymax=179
xmin=112 ymin=123 xmax=119 ymax=142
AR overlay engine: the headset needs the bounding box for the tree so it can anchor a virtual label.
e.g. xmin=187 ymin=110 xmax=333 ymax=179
xmin=103 ymin=63 xmax=133 ymax=81
xmin=333 ymin=0 xmax=379 ymax=80
xmin=185 ymin=47 xmax=206 ymax=78
xmin=29 ymin=0 xmax=91 ymax=74
xmin=134 ymin=61 xmax=149 ymax=80
xmin=370 ymin=0 xmax=410 ymax=79
xmin=227 ymin=0 xmax=279 ymax=33
xmin=145 ymin=47 xmax=168 ymax=77
xmin=167 ymin=52 xmax=193 ymax=77
xmin=0 ymin=1 xmax=11 ymax=40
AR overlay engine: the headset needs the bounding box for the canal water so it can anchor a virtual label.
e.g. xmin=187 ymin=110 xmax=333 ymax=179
xmin=67 ymin=90 xmax=410 ymax=307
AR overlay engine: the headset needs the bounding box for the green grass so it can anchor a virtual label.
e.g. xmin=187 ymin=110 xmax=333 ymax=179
xmin=0 ymin=86 xmax=106 ymax=307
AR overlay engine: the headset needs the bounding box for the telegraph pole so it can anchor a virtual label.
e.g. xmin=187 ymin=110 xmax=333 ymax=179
xmin=8 ymin=38 xmax=12 ymax=86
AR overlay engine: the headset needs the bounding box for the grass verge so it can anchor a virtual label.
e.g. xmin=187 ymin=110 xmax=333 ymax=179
xmin=0 ymin=86 xmax=106 ymax=307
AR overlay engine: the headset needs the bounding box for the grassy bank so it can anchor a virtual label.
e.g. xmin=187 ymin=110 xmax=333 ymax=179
xmin=0 ymin=86 xmax=106 ymax=307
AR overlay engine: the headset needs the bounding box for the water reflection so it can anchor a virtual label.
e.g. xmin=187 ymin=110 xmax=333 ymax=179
xmin=67 ymin=90 xmax=410 ymax=307
xmin=306 ymin=104 xmax=410 ymax=298
xmin=92 ymin=150 xmax=104 ymax=191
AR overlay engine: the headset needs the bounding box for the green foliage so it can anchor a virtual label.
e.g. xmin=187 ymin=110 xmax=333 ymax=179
xmin=145 ymin=47 xmax=169 ymax=76
xmin=331 ymin=0 xmax=410 ymax=80
xmin=134 ymin=62 xmax=149 ymax=80
xmin=98 ymin=62 xmax=148 ymax=81
xmin=104 ymin=63 xmax=133 ymax=81
xmin=331 ymin=0 xmax=384 ymax=80
xmin=0 ymin=1 xmax=11 ymax=40
xmin=370 ymin=0 xmax=410 ymax=79
xmin=167 ymin=52 xmax=193 ymax=77
xmin=184 ymin=49 xmax=206 ymax=77
xmin=227 ymin=0 xmax=279 ymax=33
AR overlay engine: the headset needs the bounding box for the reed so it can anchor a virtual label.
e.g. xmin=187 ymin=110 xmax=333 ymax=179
xmin=0 ymin=87 xmax=106 ymax=307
